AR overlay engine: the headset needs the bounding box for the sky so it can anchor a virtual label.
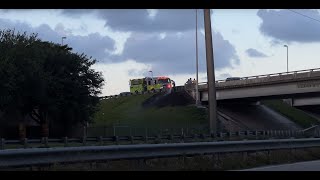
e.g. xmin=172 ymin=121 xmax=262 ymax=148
xmin=2 ymin=9 xmax=320 ymax=96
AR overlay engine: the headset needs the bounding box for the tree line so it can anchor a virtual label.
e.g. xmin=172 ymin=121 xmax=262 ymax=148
xmin=0 ymin=29 xmax=104 ymax=138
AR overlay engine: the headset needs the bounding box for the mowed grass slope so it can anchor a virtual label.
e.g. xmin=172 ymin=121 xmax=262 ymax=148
xmin=92 ymin=93 xmax=208 ymax=129
xmin=262 ymin=99 xmax=319 ymax=128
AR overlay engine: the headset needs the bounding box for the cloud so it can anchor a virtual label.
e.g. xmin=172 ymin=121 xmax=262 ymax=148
xmin=62 ymin=9 xmax=207 ymax=33
xmin=109 ymin=30 xmax=239 ymax=75
xmin=60 ymin=9 xmax=238 ymax=74
xmin=246 ymin=48 xmax=268 ymax=58
xmin=61 ymin=9 xmax=96 ymax=18
xmin=257 ymin=9 xmax=320 ymax=43
xmin=218 ymin=73 xmax=232 ymax=79
xmin=93 ymin=60 xmax=151 ymax=95
xmin=0 ymin=18 xmax=116 ymax=62
xmin=0 ymin=10 xmax=239 ymax=76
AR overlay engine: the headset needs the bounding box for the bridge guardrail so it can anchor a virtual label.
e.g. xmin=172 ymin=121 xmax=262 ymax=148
xmin=101 ymin=68 xmax=320 ymax=99
xmin=186 ymin=68 xmax=320 ymax=92
xmin=99 ymin=86 xmax=186 ymax=100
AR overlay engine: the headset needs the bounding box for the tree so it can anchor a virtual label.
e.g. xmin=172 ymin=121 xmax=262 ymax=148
xmin=0 ymin=29 xmax=104 ymax=137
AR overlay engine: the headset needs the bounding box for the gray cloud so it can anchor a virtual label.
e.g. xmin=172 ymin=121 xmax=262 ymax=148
xmin=246 ymin=48 xmax=268 ymax=58
xmin=0 ymin=18 xmax=115 ymax=62
xmin=61 ymin=9 xmax=238 ymax=74
xmin=110 ymin=30 xmax=239 ymax=74
xmin=258 ymin=9 xmax=320 ymax=43
xmin=0 ymin=10 xmax=238 ymax=75
xmin=63 ymin=9 xmax=208 ymax=33
xmin=218 ymin=73 xmax=232 ymax=80
xmin=61 ymin=9 xmax=96 ymax=17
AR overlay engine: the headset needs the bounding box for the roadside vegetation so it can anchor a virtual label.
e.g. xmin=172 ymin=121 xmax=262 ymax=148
xmin=91 ymin=92 xmax=208 ymax=136
xmin=262 ymin=100 xmax=319 ymax=128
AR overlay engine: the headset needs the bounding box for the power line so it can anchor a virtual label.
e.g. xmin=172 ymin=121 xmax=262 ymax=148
xmin=287 ymin=9 xmax=320 ymax=24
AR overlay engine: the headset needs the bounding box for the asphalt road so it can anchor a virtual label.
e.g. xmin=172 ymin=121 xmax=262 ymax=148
xmin=240 ymin=160 xmax=320 ymax=171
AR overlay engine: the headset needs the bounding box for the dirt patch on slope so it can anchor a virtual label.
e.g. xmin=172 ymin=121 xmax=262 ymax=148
xmin=142 ymin=91 xmax=195 ymax=108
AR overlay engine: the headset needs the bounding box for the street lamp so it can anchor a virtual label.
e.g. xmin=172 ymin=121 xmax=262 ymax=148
xmin=284 ymin=45 xmax=288 ymax=72
xmin=149 ymin=70 xmax=153 ymax=78
xmin=195 ymin=9 xmax=200 ymax=106
xmin=61 ymin=36 xmax=66 ymax=46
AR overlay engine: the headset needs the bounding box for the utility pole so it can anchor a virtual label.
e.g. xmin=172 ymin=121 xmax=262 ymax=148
xmin=195 ymin=9 xmax=200 ymax=106
xmin=204 ymin=9 xmax=218 ymax=134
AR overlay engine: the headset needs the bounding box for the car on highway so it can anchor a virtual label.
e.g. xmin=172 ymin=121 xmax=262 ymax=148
xmin=226 ymin=77 xmax=242 ymax=81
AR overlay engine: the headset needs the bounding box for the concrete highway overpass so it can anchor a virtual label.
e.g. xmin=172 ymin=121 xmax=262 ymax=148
xmin=186 ymin=68 xmax=320 ymax=104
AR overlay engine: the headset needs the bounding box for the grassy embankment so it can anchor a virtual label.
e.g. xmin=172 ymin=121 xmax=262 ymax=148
xmin=262 ymin=99 xmax=319 ymax=128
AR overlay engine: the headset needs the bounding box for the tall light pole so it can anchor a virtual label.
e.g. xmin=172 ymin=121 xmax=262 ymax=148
xmin=195 ymin=9 xmax=200 ymax=106
xmin=204 ymin=9 xmax=218 ymax=134
xmin=284 ymin=45 xmax=288 ymax=72
xmin=149 ymin=70 xmax=153 ymax=78
xmin=61 ymin=36 xmax=66 ymax=46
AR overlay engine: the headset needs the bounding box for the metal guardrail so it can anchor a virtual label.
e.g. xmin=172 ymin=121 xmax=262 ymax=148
xmin=99 ymin=90 xmax=159 ymax=100
xmin=0 ymin=130 xmax=309 ymax=150
xmin=1 ymin=138 xmax=320 ymax=168
xmin=99 ymin=86 xmax=185 ymax=100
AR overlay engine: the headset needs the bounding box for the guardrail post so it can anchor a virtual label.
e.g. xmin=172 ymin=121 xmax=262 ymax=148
xmin=42 ymin=137 xmax=49 ymax=148
xmin=200 ymin=133 xmax=205 ymax=140
xmin=145 ymin=128 xmax=148 ymax=137
xmin=156 ymin=134 xmax=161 ymax=144
xmin=98 ymin=136 xmax=103 ymax=145
xmin=210 ymin=132 xmax=215 ymax=140
xmin=236 ymin=131 xmax=240 ymax=138
xmin=23 ymin=138 xmax=28 ymax=149
xmin=180 ymin=133 xmax=185 ymax=143
xmin=82 ymin=136 xmax=87 ymax=146
xmin=114 ymin=136 xmax=119 ymax=145
xmin=0 ymin=138 xmax=4 ymax=150
xmin=63 ymin=137 xmax=68 ymax=147
xmin=169 ymin=134 xmax=174 ymax=141
xmin=129 ymin=136 xmax=134 ymax=144
xmin=227 ymin=132 xmax=231 ymax=140
xmin=238 ymin=131 xmax=245 ymax=139
xmin=219 ymin=132 xmax=223 ymax=140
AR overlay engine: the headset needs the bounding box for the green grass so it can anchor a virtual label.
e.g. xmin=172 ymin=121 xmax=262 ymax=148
xmin=91 ymin=94 xmax=208 ymax=134
xmin=262 ymin=99 xmax=319 ymax=128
